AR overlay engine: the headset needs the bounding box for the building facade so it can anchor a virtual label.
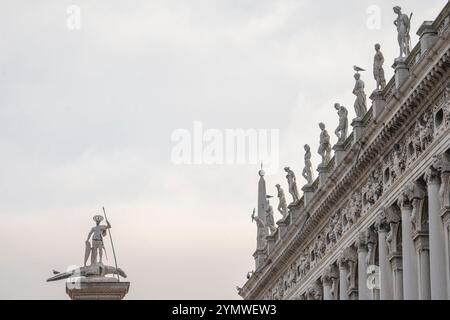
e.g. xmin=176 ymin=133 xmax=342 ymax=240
xmin=239 ymin=3 xmax=450 ymax=300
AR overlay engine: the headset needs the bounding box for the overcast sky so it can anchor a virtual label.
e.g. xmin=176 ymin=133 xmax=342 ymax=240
xmin=0 ymin=0 xmax=447 ymax=299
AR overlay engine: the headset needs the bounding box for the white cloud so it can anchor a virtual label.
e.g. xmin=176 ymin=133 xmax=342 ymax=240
xmin=0 ymin=0 xmax=447 ymax=299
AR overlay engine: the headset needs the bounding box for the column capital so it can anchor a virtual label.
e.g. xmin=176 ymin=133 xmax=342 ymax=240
xmin=322 ymin=264 xmax=339 ymax=281
xmin=356 ymin=232 xmax=368 ymax=252
xmin=365 ymin=226 xmax=378 ymax=244
xmin=425 ymin=163 xmax=441 ymax=186
xmin=338 ymin=253 xmax=348 ymax=270
xmin=375 ymin=208 xmax=389 ymax=232
xmin=398 ymin=186 xmax=413 ymax=210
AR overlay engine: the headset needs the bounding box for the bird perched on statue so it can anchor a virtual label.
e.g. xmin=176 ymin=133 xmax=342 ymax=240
xmin=353 ymin=65 xmax=366 ymax=73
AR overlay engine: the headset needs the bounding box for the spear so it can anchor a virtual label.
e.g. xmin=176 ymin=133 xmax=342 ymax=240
xmin=103 ymin=206 xmax=120 ymax=282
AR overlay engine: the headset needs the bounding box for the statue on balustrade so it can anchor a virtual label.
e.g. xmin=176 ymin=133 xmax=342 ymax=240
xmin=353 ymin=71 xmax=367 ymax=120
xmin=265 ymin=197 xmax=277 ymax=235
xmin=302 ymin=144 xmax=314 ymax=185
xmin=373 ymin=43 xmax=386 ymax=90
xmin=285 ymin=167 xmax=301 ymax=206
xmin=334 ymin=103 xmax=348 ymax=144
xmin=276 ymin=184 xmax=288 ymax=218
xmin=393 ymin=6 xmax=412 ymax=59
xmin=318 ymin=123 xmax=331 ymax=165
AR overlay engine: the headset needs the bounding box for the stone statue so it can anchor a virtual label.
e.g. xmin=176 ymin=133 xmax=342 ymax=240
xmin=251 ymin=208 xmax=267 ymax=249
xmin=353 ymin=72 xmax=367 ymax=119
xmin=302 ymin=144 xmax=314 ymax=185
xmin=85 ymin=215 xmax=111 ymax=266
xmin=284 ymin=167 xmax=300 ymax=205
xmin=373 ymin=44 xmax=386 ymax=90
xmin=265 ymin=199 xmax=277 ymax=235
xmin=334 ymin=103 xmax=348 ymax=143
xmin=47 ymin=214 xmax=127 ymax=283
xmin=276 ymin=184 xmax=288 ymax=218
xmin=393 ymin=6 xmax=412 ymax=58
xmin=318 ymin=123 xmax=331 ymax=165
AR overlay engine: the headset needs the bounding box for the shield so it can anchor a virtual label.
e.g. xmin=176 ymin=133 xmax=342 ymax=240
xmin=84 ymin=241 xmax=91 ymax=266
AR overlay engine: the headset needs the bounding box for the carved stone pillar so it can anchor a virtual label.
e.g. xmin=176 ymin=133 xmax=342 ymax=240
xmin=438 ymin=154 xmax=450 ymax=298
xmin=366 ymin=226 xmax=380 ymax=300
xmin=329 ymin=264 xmax=339 ymax=300
xmin=345 ymin=247 xmax=358 ymax=300
xmin=338 ymin=254 xmax=349 ymax=300
xmin=398 ymin=188 xmax=418 ymax=300
xmin=410 ymin=181 xmax=431 ymax=300
xmin=376 ymin=211 xmax=393 ymax=300
xmin=321 ymin=271 xmax=333 ymax=301
xmin=356 ymin=233 xmax=369 ymax=300
xmin=386 ymin=206 xmax=403 ymax=300
xmin=425 ymin=164 xmax=447 ymax=299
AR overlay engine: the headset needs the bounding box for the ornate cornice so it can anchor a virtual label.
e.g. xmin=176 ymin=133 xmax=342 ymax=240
xmin=241 ymin=5 xmax=450 ymax=300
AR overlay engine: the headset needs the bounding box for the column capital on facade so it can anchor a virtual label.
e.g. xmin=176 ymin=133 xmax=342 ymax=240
xmin=398 ymin=186 xmax=413 ymax=210
xmin=425 ymin=162 xmax=441 ymax=186
xmin=375 ymin=208 xmax=389 ymax=233
xmin=356 ymin=232 xmax=368 ymax=252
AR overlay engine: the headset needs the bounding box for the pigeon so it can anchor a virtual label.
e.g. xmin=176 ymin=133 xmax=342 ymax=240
xmin=353 ymin=65 xmax=366 ymax=72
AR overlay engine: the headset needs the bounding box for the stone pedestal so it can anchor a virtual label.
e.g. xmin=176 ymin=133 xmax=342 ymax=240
xmin=317 ymin=164 xmax=329 ymax=187
xmin=417 ymin=21 xmax=438 ymax=55
xmin=302 ymin=184 xmax=315 ymax=206
xmin=266 ymin=233 xmax=278 ymax=255
xmin=66 ymin=277 xmax=130 ymax=300
xmin=392 ymin=58 xmax=410 ymax=89
xmin=351 ymin=118 xmax=366 ymax=143
xmin=333 ymin=143 xmax=346 ymax=166
xmin=253 ymin=248 xmax=267 ymax=271
xmin=276 ymin=215 xmax=290 ymax=239
xmin=369 ymin=90 xmax=386 ymax=121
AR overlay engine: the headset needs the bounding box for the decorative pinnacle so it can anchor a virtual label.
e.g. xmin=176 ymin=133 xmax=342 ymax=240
xmin=258 ymin=162 xmax=265 ymax=177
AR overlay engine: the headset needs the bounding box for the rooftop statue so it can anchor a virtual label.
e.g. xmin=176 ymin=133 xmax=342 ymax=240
xmin=276 ymin=184 xmax=288 ymax=218
xmin=334 ymin=103 xmax=348 ymax=144
xmin=318 ymin=123 xmax=331 ymax=165
xmin=47 ymin=211 xmax=127 ymax=282
xmin=252 ymin=208 xmax=268 ymax=249
xmin=265 ymin=197 xmax=277 ymax=235
xmin=284 ymin=167 xmax=301 ymax=206
xmin=302 ymin=144 xmax=314 ymax=185
xmin=352 ymin=69 xmax=367 ymax=120
xmin=393 ymin=6 xmax=412 ymax=59
xmin=373 ymin=44 xmax=386 ymax=90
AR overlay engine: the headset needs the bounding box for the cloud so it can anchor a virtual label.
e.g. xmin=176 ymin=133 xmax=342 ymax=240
xmin=0 ymin=0 xmax=447 ymax=299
